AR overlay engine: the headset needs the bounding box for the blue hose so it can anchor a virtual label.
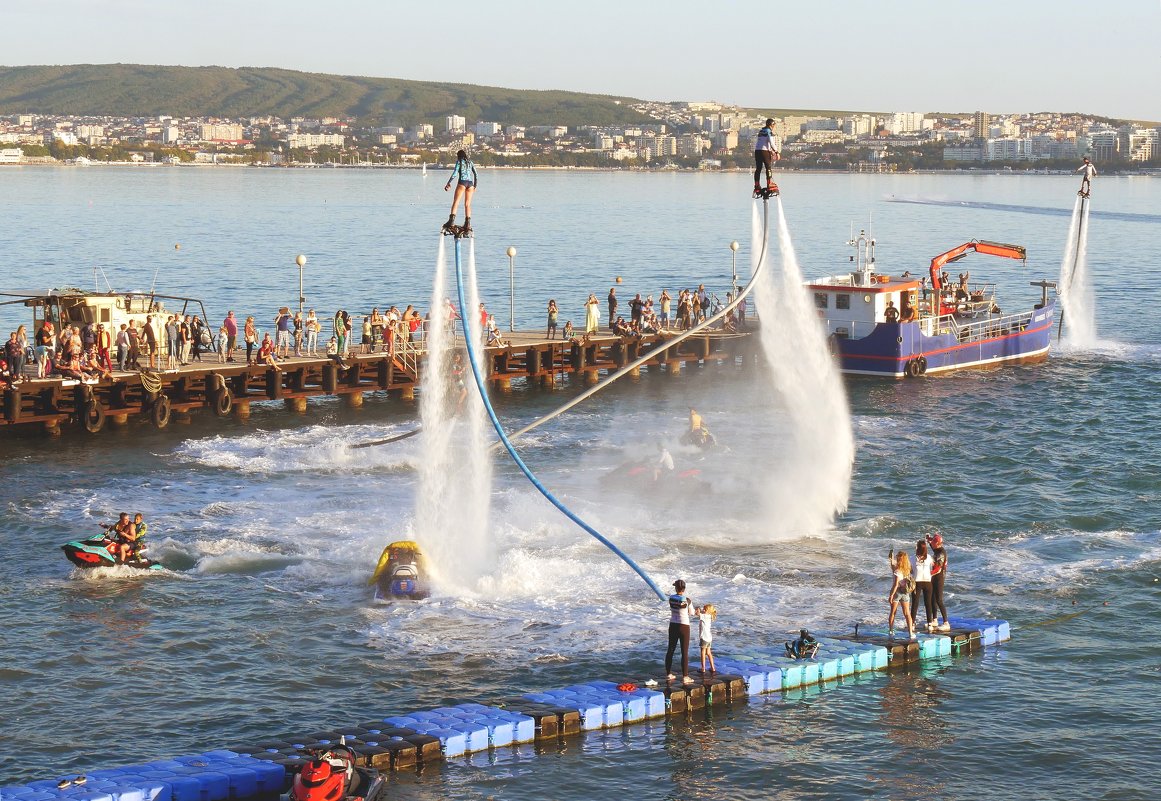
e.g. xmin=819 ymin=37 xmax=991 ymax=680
xmin=451 ymin=238 xmax=667 ymax=603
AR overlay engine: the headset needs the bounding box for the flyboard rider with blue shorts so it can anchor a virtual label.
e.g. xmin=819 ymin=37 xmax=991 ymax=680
xmin=443 ymin=149 xmax=478 ymax=236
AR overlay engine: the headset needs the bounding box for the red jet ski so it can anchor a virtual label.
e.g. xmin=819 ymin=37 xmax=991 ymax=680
xmin=290 ymin=743 xmax=385 ymax=801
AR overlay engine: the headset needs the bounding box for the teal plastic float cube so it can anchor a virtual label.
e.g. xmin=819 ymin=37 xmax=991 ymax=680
xmin=426 ymin=728 xmax=467 ymax=757
xmin=916 ymin=635 xmax=942 ymax=660
xmin=818 ymin=657 xmax=839 ymax=681
xmin=779 ymin=661 xmax=804 ymax=689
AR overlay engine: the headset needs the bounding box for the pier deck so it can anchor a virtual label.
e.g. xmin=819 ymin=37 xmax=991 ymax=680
xmin=2 ymin=328 xmax=756 ymax=436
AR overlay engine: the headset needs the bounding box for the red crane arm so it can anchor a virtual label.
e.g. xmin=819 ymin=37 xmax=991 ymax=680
xmin=929 ymin=240 xmax=1026 ymax=291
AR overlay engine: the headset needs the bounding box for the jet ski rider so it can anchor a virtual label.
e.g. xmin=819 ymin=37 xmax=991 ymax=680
xmin=106 ymin=512 xmax=147 ymax=563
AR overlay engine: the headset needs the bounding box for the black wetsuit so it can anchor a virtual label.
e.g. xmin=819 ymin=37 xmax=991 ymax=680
xmin=665 ymin=593 xmax=693 ymax=678
xmin=931 ymin=545 xmax=948 ymax=623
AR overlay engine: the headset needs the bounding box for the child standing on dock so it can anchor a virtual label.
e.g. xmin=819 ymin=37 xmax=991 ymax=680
xmin=698 ymin=603 xmax=717 ymax=675
xmin=888 ymin=549 xmax=916 ymax=640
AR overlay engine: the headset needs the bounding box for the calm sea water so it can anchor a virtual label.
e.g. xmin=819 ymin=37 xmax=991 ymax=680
xmin=2 ymin=167 xmax=1160 ymax=800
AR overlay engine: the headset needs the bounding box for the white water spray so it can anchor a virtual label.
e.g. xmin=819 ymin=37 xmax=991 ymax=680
xmin=413 ymin=237 xmax=494 ymax=593
xmin=1057 ymin=194 xmax=1096 ymax=348
xmin=750 ymin=200 xmax=855 ymax=537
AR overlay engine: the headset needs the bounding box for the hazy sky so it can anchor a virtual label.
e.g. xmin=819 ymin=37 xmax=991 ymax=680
xmin=4 ymin=0 xmax=1158 ymax=120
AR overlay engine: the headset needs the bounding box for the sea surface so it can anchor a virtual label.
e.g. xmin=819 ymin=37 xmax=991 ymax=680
xmin=1 ymin=167 xmax=1160 ymax=800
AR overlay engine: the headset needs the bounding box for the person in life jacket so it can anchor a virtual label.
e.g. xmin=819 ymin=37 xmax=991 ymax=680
xmin=444 ymin=149 xmax=478 ymax=234
xmin=753 ymin=117 xmax=782 ymax=194
xmin=109 ymin=513 xmax=148 ymax=562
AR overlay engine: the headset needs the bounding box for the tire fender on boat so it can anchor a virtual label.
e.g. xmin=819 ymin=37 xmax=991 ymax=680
xmin=916 ymin=356 xmax=928 ymax=375
xmin=905 ymin=359 xmax=923 ymax=378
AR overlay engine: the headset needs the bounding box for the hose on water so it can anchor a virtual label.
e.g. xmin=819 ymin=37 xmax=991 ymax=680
xmin=494 ymin=197 xmax=774 ymax=450
xmin=451 ymin=236 xmax=668 ymax=603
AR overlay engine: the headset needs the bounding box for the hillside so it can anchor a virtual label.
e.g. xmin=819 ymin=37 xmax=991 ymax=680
xmin=0 ymin=64 xmax=654 ymax=127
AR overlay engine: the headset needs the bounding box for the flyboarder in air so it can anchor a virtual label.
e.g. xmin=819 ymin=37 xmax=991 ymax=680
xmin=753 ymin=117 xmax=782 ymax=198
xmin=1075 ymin=156 xmax=1096 ymax=198
xmin=443 ymin=149 xmax=478 ymax=237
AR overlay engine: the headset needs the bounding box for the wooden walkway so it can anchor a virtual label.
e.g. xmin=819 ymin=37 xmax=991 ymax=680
xmin=2 ymin=328 xmax=758 ymax=436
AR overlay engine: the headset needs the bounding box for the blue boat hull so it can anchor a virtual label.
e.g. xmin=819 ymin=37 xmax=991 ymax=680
xmin=837 ymin=301 xmax=1056 ymax=378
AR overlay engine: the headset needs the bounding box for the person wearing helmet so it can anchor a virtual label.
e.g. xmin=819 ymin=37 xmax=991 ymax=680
xmin=753 ymin=117 xmax=782 ymax=195
xmin=444 ymin=149 xmax=478 ymax=235
xmin=927 ymin=533 xmax=950 ymax=631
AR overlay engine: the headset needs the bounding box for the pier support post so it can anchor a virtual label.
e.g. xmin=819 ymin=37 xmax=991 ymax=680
xmin=173 ymin=410 xmax=192 ymax=425
xmin=398 ymin=386 xmax=415 ymax=402
xmin=629 ymin=366 xmax=641 ymax=380
xmin=43 ymin=420 xmax=61 ymax=437
xmin=668 ymin=359 xmax=682 ymax=375
xmin=285 ymin=397 xmax=308 ymax=413
xmin=584 ymin=369 xmax=600 ymax=386
xmin=539 ymin=374 xmax=556 ymax=389
xmin=109 ymin=413 xmax=129 ymax=426
xmin=234 ymin=400 xmax=251 ymax=420
xmin=493 ymin=377 xmax=512 ymax=393
xmin=344 ymin=392 xmax=364 ymax=408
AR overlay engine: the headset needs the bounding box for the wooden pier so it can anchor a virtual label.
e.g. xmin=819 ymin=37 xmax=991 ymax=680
xmin=2 ymin=329 xmax=757 ymax=436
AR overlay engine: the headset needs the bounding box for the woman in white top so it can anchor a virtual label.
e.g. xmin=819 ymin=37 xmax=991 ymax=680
xmin=912 ymin=540 xmax=935 ymax=631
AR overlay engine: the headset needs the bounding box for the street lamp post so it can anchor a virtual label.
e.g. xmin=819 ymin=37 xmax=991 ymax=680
xmin=295 ymin=254 xmax=307 ymax=317
xmin=729 ymin=240 xmax=740 ymax=298
xmin=506 ymin=246 xmax=517 ymax=332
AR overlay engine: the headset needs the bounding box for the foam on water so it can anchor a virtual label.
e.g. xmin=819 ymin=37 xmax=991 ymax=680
xmin=748 ymin=199 xmax=855 ymax=538
xmin=1058 ymin=194 xmax=1097 ymax=349
xmin=411 ymin=236 xmax=494 ymax=595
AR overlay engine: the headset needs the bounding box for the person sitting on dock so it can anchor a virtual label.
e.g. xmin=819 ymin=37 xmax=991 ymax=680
xmin=562 ymin=320 xmax=574 ymax=341
xmin=258 ymin=333 xmax=282 ymax=372
xmin=325 ymin=336 xmax=351 ymax=371
xmin=80 ymin=346 xmax=112 ymax=382
xmin=884 ymin=301 xmax=899 ymax=324
xmin=784 ymin=629 xmax=820 ymax=660
xmin=486 ymin=315 xmax=507 ymax=347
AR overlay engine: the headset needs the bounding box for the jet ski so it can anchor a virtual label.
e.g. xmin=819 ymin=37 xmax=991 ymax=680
xmin=290 ymin=742 xmax=385 ymax=801
xmin=680 ymin=426 xmax=717 ymax=449
xmin=600 ymin=461 xmax=711 ymax=496
xmin=368 ymin=541 xmax=430 ymax=601
xmin=61 ymin=531 xmax=162 ymax=571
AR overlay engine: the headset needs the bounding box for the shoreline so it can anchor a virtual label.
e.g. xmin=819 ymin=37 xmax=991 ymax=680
xmin=1 ymin=161 xmax=1157 ymax=177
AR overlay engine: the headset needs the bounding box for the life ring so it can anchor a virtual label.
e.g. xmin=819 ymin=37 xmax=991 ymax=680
xmin=83 ymin=401 xmax=106 ymax=433
xmin=151 ymin=393 xmax=172 ymax=428
xmin=212 ymin=385 xmax=233 ymax=417
xmin=916 ymin=356 xmax=928 ymax=375
xmin=905 ymin=359 xmax=922 ymax=378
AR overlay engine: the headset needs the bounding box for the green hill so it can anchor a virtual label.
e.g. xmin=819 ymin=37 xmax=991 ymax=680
xmin=0 ymin=64 xmax=654 ymax=127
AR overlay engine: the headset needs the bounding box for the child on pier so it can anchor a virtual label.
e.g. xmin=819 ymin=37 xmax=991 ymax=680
xmin=699 ymin=603 xmax=717 ymax=675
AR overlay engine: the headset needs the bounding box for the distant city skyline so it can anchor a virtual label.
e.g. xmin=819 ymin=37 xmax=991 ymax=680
xmin=3 ymin=0 xmax=1158 ymax=121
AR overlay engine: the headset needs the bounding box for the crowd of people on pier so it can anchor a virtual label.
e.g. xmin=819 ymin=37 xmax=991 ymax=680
xmin=2 ymin=274 xmax=746 ymax=387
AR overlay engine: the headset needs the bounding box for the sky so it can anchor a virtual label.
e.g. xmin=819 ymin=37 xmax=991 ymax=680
xmin=4 ymin=0 xmax=1159 ymax=120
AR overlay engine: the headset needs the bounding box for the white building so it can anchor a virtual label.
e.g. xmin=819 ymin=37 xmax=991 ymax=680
xmin=473 ymin=122 xmax=502 ymax=137
xmin=445 ymin=115 xmax=466 ymax=133
xmin=885 ymin=112 xmax=925 ymax=134
xmin=844 ymin=115 xmax=877 ymax=136
xmin=287 ymin=133 xmax=345 ymax=149
xmin=162 ymin=126 xmax=181 ymax=145
xmin=0 ymin=147 xmax=22 ymax=164
xmin=200 ymin=123 xmax=244 ymax=142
